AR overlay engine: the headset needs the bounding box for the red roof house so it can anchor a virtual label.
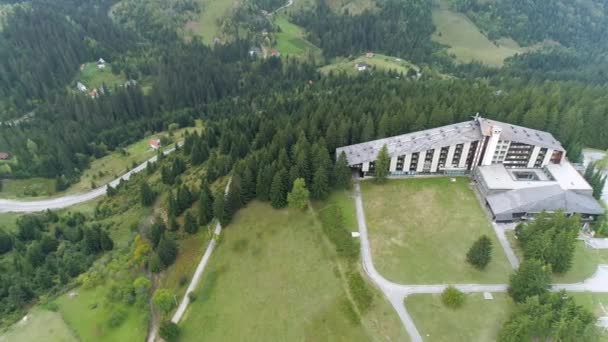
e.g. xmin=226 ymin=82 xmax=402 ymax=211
xmin=0 ymin=153 xmax=10 ymax=160
xmin=149 ymin=139 xmax=161 ymax=150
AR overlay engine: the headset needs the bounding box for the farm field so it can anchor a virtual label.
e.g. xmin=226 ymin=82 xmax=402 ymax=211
xmin=431 ymin=3 xmax=528 ymax=67
xmin=184 ymin=0 xmax=236 ymax=44
xmin=361 ymin=177 xmax=512 ymax=284
xmin=405 ymin=292 xmax=514 ymax=342
xmin=320 ymin=53 xmax=419 ymax=75
xmin=178 ymin=201 xmax=408 ymax=341
xmin=73 ymin=62 xmax=127 ymax=91
xmin=0 ymin=308 xmax=77 ymax=342
xmin=274 ymin=15 xmax=322 ymax=59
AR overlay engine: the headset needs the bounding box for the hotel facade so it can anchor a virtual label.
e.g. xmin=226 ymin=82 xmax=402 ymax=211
xmin=336 ymin=115 xmax=603 ymax=222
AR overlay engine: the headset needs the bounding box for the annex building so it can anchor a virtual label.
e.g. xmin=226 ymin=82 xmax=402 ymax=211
xmin=336 ymin=115 xmax=604 ymax=222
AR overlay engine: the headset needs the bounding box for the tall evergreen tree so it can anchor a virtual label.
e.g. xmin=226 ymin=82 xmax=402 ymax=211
xmin=375 ymin=144 xmax=390 ymax=182
xmin=334 ymin=151 xmax=351 ymax=189
xmin=140 ymin=181 xmax=156 ymax=206
xmin=213 ymin=191 xmax=228 ymax=226
xmin=288 ymin=178 xmax=310 ymax=210
xmin=198 ymin=182 xmax=214 ymax=226
xmin=311 ymin=167 xmax=329 ymax=200
xmin=270 ymin=168 xmax=288 ymax=208
xmin=184 ymin=211 xmax=198 ymax=234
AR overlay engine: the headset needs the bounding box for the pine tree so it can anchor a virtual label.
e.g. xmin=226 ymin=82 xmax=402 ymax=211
xmin=375 ymin=144 xmax=390 ymax=182
xmin=184 ymin=211 xmax=198 ymax=234
xmin=198 ymin=182 xmax=214 ymax=226
xmin=288 ymin=178 xmax=310 ymax=210
xmin=466 ymin=235 xmax=493 ymax=270
xmin=157 ymin=234 xmax=178 ymax=267
xmin=270 ymin=168 xmax=288 ymax=208
xmin=225 ymin=175 xmax=243 ymax=217
xmin=176 ymin=185 xmax=192 ymax=215
xmin=508 ymin=259 xmax=551 ymax=303
xmin=140 ymin=181 xmax=156 ymax=206
xmin=213 ymin=191 xmax=227 ymax=226
xmin=240 ymin=166 xmax=255 ymax=203
xmin=334 ymin=151 xmax=351 ymax=189
xmin=311 ymin=167 xmax=329 ymax=200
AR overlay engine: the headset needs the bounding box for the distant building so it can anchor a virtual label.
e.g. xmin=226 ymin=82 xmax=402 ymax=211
xmin=0 ymin=153 xmax=9 ymax=160
xmin=366 ymin=52 xmax=374 ymax=58
xmin=149 ymin=139 xmax=161 ymax=150
xmin=249 ymin=47 xmax=262 ymax=58
xmin=97 ymin=58 xmax=106 ymax=69
xmin=89 ymin=88 xmax=98 ymax=98
xmin=335 ymin=114 xmax=604 ymax=222
xmin=270 ymin=49 xmax=280 ymax=57
xmin=355 ymin=62 xmax=370 ymax=71
xmin=76 ymin=82 xmax=87 ymax=92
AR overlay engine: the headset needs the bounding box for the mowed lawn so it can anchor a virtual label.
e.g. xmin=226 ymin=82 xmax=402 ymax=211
xmin=320 ymin=53 xmax=419 ymax=76
xmin=74 ymin=63 xmax=126 ymax=90
xmin=431 ymin=3 xmax=527 ymax=67
xmin=507 ymin=231 xmax=608 ymax=283
xmin=184 ymin=0 xmax=236 ymax=44
xmin=179 ymin=201 xmax=406 ymax=341
xmin=0 ymin=308 xmax=77 ymax=342
xmin=405 ymin=293 xmax=514 ymax=342
xmin=0 ymin=177 xmax=56 ymax=198
xmin=361 ymin=177 xmax=511 ymax=284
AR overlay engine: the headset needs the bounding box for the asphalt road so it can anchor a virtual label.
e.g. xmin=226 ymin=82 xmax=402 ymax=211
xmin=0 ymin=146 xmax=177 ymax=213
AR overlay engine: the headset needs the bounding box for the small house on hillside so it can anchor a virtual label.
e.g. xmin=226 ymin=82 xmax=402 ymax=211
xmin=149 ymin=139 xmax=161 ymax=150
xmin=355 ymin=62 xmax=371 ymax=72
xmin=0 ymin=153 xmax=10 ymax=160
xmin=366 ymin=52 xmax=374 ymax=58
xmin=270 ymin=49 xmax=280 ymax=57
xmin=76 ymin=82 xmax=87 ymax=92
xmin=97 ymin=58 xmax=106 ymax=69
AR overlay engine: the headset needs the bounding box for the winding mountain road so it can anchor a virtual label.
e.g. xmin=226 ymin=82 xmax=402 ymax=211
xmin=0 ymin=146 xmax=178 ymax=213
xmin=353 ymin=182 xmax=608 ymax=342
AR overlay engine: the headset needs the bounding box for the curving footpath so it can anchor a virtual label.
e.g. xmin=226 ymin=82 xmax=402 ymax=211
xmin=353 ymin=182 xmax=608 ymax=342
xmin=0 ymin=146 xmax=178 ymax=213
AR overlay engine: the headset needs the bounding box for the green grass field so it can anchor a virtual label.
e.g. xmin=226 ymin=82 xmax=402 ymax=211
xmin=74 ymin=62 xmax=127 ymax=90
xmin=431 ymin=3 xmax=528 ymax=67
xmin=361 ymin=177 xmax=512 ymax=284
xmin=184 ymin=0 xmax=236 ymax=44
xmin=56 ymin=286 xmax=147 ymax=342
xmin=320 ymin=53 xmax=419 ymax=75
xmin=274 ymin=15 xmax=322 ymax=59
xmin=0 ymin=308 xmax=77 ymax=342
xmin=1 ymin=177 xmax=56 ymax=198
xmin=507 ymin=230 xmax=608 ymax=283
xmin=406 ymin=292 xmax=514 ymax=342
xmin=179 ymin=201 xmax=408 ymax=341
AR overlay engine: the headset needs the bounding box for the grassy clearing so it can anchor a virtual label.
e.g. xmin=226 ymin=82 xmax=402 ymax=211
xmin=56 ymin=286 xmax=147 ymax=342
xmin=507 ymin=230 xmax=608 ymax=283
xmin=0 ymin=177 xmax=56 ymax=198
xmin=160 ymin=229 xmax=211 ymax=299
xmin=179 ymin=201 xmax=408 ymax=341
xmin=74 ymin=62 xmax=126 ymax=90
xmin=431 ymin=4 xmax=528 ymax=67
xmin=405 ymin=292 xmax=514 ymax=342
xmin=361 ymin=177 xmax=512 ymax=284
xmin=274 ymin=15 xmax=321 ymax=59
xmin=0 ymin=212 xmax=19 ymax=232
xmin=184 ymin=0 xmax=236 ymax=44
xmin=323 ymin=189 xmax=358 ymax=232
xmin=320 ymin=53 xmax=419 ymax=75
xmin=0 ymin=307 xmax=77 ymax=342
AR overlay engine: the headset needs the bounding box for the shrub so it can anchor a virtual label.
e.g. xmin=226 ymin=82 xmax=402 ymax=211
xmin=466 ymin=235 xmax=493 ymax=270
xmin=441 ymin=286 xmax=465 ymax=309
xmin=159 ymin=320 xmax=179 ymax=341
xmin=107 ymin=307 xmax=128 ymax=328
xmin=188 ymin=291 xmax=197 ymax=302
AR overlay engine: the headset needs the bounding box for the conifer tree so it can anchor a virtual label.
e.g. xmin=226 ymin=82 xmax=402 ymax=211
xmin=184 ymin=211 xmax=198 ymax=234
xmin=311 ymin=167 xmax=329 ymax=200
xmin=157 ymin=234 xmax=178 ymax=267
xmin=225 ymin=175 xmax=243 ymax=217
xmin=270 ymin=168 xmax=288 ymax=208
xmin=140 ymin=181 xmax=156 ymax=206
xmin=375 ymin=144 xmax=390 ymax=182
xmin=466 ymin=235 xmax=493 ymax=270
xmin=198 ymin=182 xmax=214 ymax=226
xmin=334 ymin=152 xmax=351 ymax=189
xmin=213 ymin=191 xmax=228 ymax=226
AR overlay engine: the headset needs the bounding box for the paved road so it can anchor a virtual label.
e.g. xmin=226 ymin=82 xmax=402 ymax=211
xmin=492 ymin=222 xmax=520 ymax=269
xmin=352 ymin=183 xmax=608 ymax=342
xmin=0 ymin=146 xmax=177 ymax=213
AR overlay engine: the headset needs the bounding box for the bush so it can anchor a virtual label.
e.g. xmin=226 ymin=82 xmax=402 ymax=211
xmin=107 ymin=307 xmax=128 ymax=328
xmin=466 ymin=235 xmax=492 ymax=270
xmin=347 ymin=273 xmax=373 ymax=313
xmin=188 ymin=291 xmax=197 ymax=302
xmin=159 ymin=320 xmax=179 ymax=341
xmin=441 ymin=286 xmax=465 ymax=309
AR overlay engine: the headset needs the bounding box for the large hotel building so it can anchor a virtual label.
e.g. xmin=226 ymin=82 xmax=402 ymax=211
xmin=336 ymin=115 xmax=604 ymax=222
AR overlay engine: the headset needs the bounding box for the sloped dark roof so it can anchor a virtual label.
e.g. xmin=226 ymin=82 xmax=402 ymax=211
xmin=486 ymin=185 xmax=604 ymax=216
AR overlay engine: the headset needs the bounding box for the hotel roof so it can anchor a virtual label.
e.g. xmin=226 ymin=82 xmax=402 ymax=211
xmin=476 ymin=163 xmax=592 ymax=192
xmin=336 ymin=116 xmax=564 ymax=166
